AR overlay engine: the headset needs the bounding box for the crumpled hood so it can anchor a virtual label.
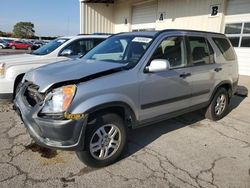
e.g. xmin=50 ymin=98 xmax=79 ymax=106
xmin=24 ymin=58 xmax=126 ymax=92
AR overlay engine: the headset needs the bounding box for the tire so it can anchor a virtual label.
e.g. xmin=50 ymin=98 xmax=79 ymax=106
xmin=27 ymin=46 xmax=31 ymax=51
xmin=12 ymin=46 xmax=16 ymax=50
xmin=76 ymin=112 xmax=127 ymax=168
xmin=0 ymin=46 xmax=3 ymax=49
xmin=14 ymin=81 xmax=22 ymax=99
xmin=13 ymin=75 xmax=24 ymax=99
xmin=205 ymin=88 xmax=229 ymax=121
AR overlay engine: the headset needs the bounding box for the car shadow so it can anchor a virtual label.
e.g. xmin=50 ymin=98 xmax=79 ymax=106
xmin=228 ymin=85 xmax=248 ymax=113
xmin=122 ymin=85 xmax=248 ymax=160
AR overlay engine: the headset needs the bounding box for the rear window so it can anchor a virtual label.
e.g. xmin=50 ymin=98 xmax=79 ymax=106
xmin=212 ymin=37 xmax=236 ymax=61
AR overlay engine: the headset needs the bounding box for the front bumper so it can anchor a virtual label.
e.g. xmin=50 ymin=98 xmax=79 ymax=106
xmin=13 ymin=83 xmax=88 ymax=151
xmin=0 ymin=78 xmax=14 ymax=100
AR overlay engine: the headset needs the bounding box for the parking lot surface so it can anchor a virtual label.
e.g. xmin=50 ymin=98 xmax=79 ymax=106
xmin=0 ymin=49 xmax=30 ymax=56
xmin=0 ymin=76 xmax=249 ymax=188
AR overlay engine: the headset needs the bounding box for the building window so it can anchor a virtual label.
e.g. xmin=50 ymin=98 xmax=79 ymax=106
xmin=225 ymin=22 xmax=250 ymax=47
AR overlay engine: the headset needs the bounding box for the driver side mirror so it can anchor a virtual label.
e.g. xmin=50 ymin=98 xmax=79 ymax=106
xmin=145 ymin=59 xmax=170 ymax=73
xmin=61 ymin=49 xmax=73 ymax=56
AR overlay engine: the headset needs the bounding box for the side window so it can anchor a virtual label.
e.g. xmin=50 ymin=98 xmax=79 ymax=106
xmin=93 ymin=38 xmax=105 ymax=46
xmin=64 ymin=39 xmax=94 ymax=56
xmin=188 ymin=36 xmax=211 ymax=66
xmin=212 ymin=37 xmax=236 ymax=61
xmin=151 ymin=36 xmax=186 ymax=69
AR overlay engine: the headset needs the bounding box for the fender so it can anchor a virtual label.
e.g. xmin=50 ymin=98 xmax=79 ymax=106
xmin=70 ymin=94 xmax=138 ymax=127
xmin=209 ymin=80 xmax=233 ymax=103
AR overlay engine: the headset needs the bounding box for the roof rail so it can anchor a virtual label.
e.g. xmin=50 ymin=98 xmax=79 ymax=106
xmin=157 ymin=29 xmax=225 ymax=36
xmin=92 ymin=33 xmax=113 ymax=35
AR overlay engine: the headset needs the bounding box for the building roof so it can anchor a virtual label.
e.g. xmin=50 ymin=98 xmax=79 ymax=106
xmin=82 ymin=0 xmax=114 ymax=3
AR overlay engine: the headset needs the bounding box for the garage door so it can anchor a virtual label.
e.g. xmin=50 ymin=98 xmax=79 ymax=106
xmin=225 ymin=0 xmax=250 ymax=76
xmin=131 ymin=1 xmax=157 ymax=31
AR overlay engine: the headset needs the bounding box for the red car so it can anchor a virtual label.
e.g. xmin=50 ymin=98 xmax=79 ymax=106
xmin=9 ymin=41 xmax=33 ymax=50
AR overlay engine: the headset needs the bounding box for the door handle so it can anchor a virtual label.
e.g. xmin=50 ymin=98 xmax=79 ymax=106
xmin=214 ymin=67 xmax=222 ymax=72
xmin=179 ymin=73 xmax=191 ymax=78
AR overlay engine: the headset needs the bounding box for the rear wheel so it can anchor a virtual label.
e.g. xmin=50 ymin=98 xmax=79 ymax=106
xmin=0 ymin=45 xmax=3 ymax=49
xmin=12 ymin=46 xmax=16 ymax=50
xmin=205 ymin=88 xmax=229 ymax=121
xmin=27 ymin=46 xmax=31 ymax=51
xmin=76 ymin=112 xmax=127 ymax=167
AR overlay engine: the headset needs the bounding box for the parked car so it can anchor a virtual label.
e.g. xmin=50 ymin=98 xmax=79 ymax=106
xmin=2 ymin=39 xmax=13 ymax=45
xmin=32 ymin=41 xmax=45 ymax=50
xmin=0 ymin=39 xmax=9 ymax=49
xmin=0 ymin=34 xmax=109 ymax=99
xmin=14 ymin=30 xmax=238 ymax=167
xmin=8 ymin=40 xmax=33 ymax=50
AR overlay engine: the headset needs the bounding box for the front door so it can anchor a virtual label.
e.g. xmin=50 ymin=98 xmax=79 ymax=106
xmin=139 ymin=36 xmax=192 ymax=121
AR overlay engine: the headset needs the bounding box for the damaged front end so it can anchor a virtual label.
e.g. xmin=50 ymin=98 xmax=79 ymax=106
xmin=13 ymin=81 xmax=87 ymax=151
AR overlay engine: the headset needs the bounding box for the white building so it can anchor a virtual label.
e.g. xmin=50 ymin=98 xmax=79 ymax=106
xmin=80 ymin=0 xmax=250 ymax=75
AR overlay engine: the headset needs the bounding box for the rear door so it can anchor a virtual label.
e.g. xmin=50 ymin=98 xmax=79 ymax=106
xmin=139 ymin=35 xmax=192 ymax=121
xmin=187 ymin=35 xmax=219 ymax=106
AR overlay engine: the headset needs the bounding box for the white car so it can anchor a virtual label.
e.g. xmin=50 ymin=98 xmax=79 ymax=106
xmin=0 ymin=35 xmax=109 ymax=99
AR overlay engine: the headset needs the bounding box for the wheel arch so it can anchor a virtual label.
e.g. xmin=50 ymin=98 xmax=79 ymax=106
xmin=86 ymin=102 xmax=137 ymax=129
xmin=210 ymin=81 xmax=233 ymax=103
xmin=13 ymin=73 xmax=25 ymax=98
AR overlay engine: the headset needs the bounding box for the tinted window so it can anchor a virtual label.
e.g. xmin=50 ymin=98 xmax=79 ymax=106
xmin=32 ymin=38 xmax=69 ymax=55
xmin=63 ymin=39 xmax=94 ymax=56
xmin=94 ymin=38 xmax=105 ymax=46
xmin=151 ymin=36 xmax=186 ymax=68
xmin=243 ymin=22 xmax=250 ymax=34
xmin=241 ymin=37 xmax=250 ymax=47
xmin=228 ymin=37 xmax=240 ymax=47
xmin=225 ymin=23 xmax=242 ymax=34
xmin=188 ymin=37 xmax=210 ymax=66
xmin=213 ymin=37 xmax=236 ymax=61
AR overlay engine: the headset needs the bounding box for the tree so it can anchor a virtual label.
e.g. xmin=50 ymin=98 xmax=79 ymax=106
xmin=13 ymin=22 xmax=35 ymax=38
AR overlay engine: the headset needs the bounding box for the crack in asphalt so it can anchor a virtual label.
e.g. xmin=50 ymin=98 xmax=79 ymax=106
xmin=196 ymin=157 xmax=226 ymax=188
xmin=219 ymin=117 xmax=250 ymax=136
xmin=0 ymin=161 xmax=56 ymax=187
xmin=210 ymin=126 xmax=250 ymax=148
xmin=127 ymin=140 xmax=221 ymax=188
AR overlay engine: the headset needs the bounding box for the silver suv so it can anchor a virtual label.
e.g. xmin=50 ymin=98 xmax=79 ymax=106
xmin=14 ymin=30 xmax=239 ymax=167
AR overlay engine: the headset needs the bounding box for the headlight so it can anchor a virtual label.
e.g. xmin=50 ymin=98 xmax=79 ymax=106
xmin=0 ymin=63 xmax=5 ymax=77
xmin=41 ymin=85 xmax=76 ymax=114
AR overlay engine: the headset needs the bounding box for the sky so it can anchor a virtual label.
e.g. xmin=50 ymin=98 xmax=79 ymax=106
xmin=0 ymin=0 xmax=80 ymax=37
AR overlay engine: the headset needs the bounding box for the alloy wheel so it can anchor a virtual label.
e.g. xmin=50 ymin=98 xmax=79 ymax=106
xmin=89 ymin=124 xmax=121 ymax=160
xmin=215 ymin=94 xmax=226 ymax=115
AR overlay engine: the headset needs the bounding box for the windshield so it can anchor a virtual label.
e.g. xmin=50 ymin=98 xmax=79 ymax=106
xmin=32 ymin=38 xmax=69 ymax=55
xmin=83 ymin=35 xmax=153 ymax=68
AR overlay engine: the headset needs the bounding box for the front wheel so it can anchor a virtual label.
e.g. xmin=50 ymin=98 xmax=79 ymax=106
xmin=76 ymin=113 xmax=127 ymax=167
xmin=12 ymin=46 xmax=16 ymax=50
xmin=205 ymin=88 xmax=229 ymax=121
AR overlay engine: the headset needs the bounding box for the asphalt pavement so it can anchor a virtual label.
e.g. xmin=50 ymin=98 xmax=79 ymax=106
xmin=0 ymin=49 xmax=31 ymax=56
xmin=0 ymin=76 xmax=250 ymax=188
